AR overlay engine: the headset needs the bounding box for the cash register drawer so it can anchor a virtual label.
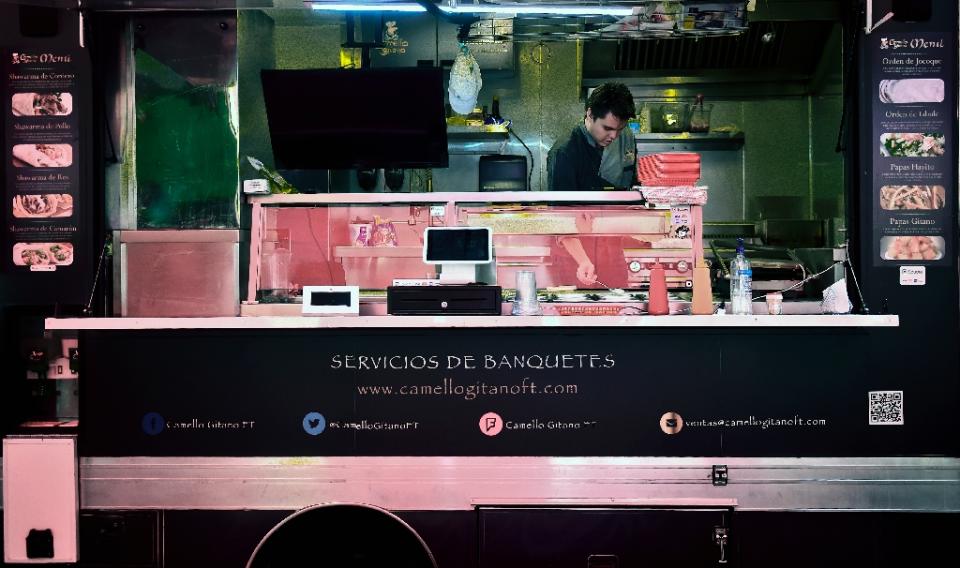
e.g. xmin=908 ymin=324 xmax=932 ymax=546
xmin=387 ymin=286 xmax=502 ymax=315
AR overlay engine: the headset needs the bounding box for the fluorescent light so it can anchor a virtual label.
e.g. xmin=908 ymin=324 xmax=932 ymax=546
xmin=444 ymin=4 xmax=633 ymax=16
xmin=309 ymin=2 xmax=427 ymax=12
xmin=306 ymin=2 xmax=633 ymax=17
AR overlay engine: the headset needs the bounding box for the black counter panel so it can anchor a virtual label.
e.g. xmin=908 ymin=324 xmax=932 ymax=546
xmin=79 ymin=327 xmax=957 ymax=457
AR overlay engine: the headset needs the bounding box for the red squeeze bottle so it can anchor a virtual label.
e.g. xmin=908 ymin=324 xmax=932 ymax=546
xmin=647 ymin=260 xmax=669 ymax=315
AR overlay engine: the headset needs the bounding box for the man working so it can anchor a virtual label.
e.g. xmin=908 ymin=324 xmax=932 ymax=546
xmin=548 ymin=82 xmax=637 ymax=191
xmin=547 ymin=83 xmax=637 ymax=286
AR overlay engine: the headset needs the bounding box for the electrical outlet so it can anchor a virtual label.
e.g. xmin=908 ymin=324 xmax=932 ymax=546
xmin=68 ymin=347 xmax=79 ymax=374
xmin=712 ymin=464 xmax=729 ymax=486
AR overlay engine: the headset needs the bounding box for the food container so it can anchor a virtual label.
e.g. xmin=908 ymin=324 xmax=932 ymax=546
xmin=369 ymin=216 xmax=399 ymax=247
xmin=349 ymin=222 xmax=372 ymax=247
xmin=651 ymin=103 xmax=690 ymax=133
xmin=688 ymin=103 xmax=713 ymax=132
xmin=261 ymin=242 xmax=292 ymax=300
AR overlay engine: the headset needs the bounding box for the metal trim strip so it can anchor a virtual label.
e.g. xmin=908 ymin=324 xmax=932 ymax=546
xmin=43 ymin=456 xmax=959 ymax=512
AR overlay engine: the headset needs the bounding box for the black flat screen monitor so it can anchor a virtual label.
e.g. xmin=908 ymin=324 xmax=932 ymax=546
xmin=479 ymin=155 xmax=528 ymax=191
xmin=423 ymin=227 xmax=492 ymax=263
xmin=261 ymin=68 xmax=448 ymax=170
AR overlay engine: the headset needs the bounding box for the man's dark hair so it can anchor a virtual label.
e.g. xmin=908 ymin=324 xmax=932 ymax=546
xmin=585 ymin=82 xmax=635 ymax=121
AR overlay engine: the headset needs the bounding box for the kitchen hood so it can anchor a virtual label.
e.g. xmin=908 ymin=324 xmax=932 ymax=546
xmin=583 ymin=3 xmax=845 ymax=98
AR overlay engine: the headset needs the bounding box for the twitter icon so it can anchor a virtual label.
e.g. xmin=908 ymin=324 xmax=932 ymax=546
xmin=302 ymin=412 xmax=326 ymax=436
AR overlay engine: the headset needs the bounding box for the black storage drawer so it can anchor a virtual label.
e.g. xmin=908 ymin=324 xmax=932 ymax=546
xmin=479 ymin=507 xmax=731 ymax=568
xmin=78 ymin=511 xmax=159 ymax=567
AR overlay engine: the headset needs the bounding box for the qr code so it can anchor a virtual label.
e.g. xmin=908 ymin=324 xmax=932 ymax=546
xmin=868 ymin=391 xmax=904 ymax=425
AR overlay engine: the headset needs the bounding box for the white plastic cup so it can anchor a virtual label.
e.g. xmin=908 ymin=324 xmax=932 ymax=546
xmin=512 ymin=271 xmax=542 ymax=316
xmin=766 ymin=292 xmax=783 ymax=315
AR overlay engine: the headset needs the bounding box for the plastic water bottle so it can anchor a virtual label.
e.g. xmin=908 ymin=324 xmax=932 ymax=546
xmin=729 ymin=238 xmax=753 ymax=315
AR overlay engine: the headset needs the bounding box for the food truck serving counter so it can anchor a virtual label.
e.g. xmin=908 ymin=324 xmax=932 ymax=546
xmin=32 ymin=311 xmax=959 ymax=567
xmin=39 ymin=191 xmax=926 ymax=506
xmin=29 ymin=178 xmax=957 ymax=566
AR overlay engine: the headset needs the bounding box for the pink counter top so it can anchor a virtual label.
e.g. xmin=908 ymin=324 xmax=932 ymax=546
xmin=46 ymin=314 xmax=898 ymax=330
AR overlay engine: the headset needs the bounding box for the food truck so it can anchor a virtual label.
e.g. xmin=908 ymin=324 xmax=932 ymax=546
xmin=1 ymin=0 xmax=957 ymax=566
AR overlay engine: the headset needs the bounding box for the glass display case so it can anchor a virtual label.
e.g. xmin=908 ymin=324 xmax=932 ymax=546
xmin=244 ymin=191 xmax=704 ymax=315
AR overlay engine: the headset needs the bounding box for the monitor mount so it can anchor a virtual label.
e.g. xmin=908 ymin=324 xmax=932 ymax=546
xmin=438 ymin=264 xmax=477 ymax=285
xmin=342 ymin=13 xmax=383 ymax=69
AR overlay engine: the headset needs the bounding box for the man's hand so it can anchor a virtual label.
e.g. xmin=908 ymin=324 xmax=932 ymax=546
xmin=576 ymin=261 xmax=597 ymax=286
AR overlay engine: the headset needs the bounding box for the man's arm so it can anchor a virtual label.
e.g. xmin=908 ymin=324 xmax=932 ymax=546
xmin=558 ymin=213 xmax=597 ymax=286
xmin=558 ymin=237 xmax=597 ymax=286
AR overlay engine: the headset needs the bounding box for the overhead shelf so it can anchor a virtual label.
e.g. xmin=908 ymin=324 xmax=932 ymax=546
xmin=635 ymin=132 xmax=745 ymax=152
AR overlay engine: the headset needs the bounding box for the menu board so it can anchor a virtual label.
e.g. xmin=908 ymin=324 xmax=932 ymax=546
xmin=3 ymin=48 xmax=80 ymax=273
xmin=871 ymin=33 xmax=953 ymax=266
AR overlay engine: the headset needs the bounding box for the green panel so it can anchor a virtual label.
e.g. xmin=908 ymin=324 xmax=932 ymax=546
xmin=742 ymin=98 xmax=810 ymax=220
xmin=135 ymin=50 xmax=239 ymax=228
xmin=239 ymin=10 xmax=277 ymax=179
xmin=810 ymin=94 xmax=844 ymax=218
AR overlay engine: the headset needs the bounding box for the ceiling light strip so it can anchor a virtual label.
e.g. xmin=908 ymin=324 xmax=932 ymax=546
xmin=310 ymin=2 xmax=428 ymax=12
xmin=307 ymin=2 xmax=634 ymax=17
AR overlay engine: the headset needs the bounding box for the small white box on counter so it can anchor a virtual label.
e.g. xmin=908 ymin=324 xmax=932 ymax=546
xmin=392 ymin=279 xmax=440 ymax=287
xmin=243 ymin=179 xmax=270 ymax=195
xmin=301 ymin=285 xmax=359 ymax=315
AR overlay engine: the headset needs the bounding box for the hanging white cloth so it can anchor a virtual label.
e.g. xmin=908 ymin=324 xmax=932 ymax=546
xmin=448 ymin=47 xmax=482 ymax=115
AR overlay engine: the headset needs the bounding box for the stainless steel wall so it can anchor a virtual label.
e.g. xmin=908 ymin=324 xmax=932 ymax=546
xmin=236 ymin=11 xmax=843 ymax=222
xmin=433 ymin=41 xmax=584 ymax=193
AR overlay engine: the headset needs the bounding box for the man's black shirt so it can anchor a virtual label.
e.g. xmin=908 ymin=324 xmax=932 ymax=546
xmin=547 ymin=125 xmax=636 ymax=191
xmin=548 ymin=125 xmax=606 ymax=191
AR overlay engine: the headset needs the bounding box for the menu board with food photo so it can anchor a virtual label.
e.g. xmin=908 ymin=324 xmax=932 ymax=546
xmin=13 ymin=242 xmax=74 ymax=267
xmin=12 ymin=194 xmax=74 ymax=218
xmin=879 ymin=185 xmax=945 ymax=211
xmin=12 ymin=143 xmax=73 ymax=168
xmin=11 ymin=92 xmax=73 ymax=117
xmin=871 ymin=32 xmax=954 ymax=266
xmin=4 ymin=49 xmax=81 ymax=271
